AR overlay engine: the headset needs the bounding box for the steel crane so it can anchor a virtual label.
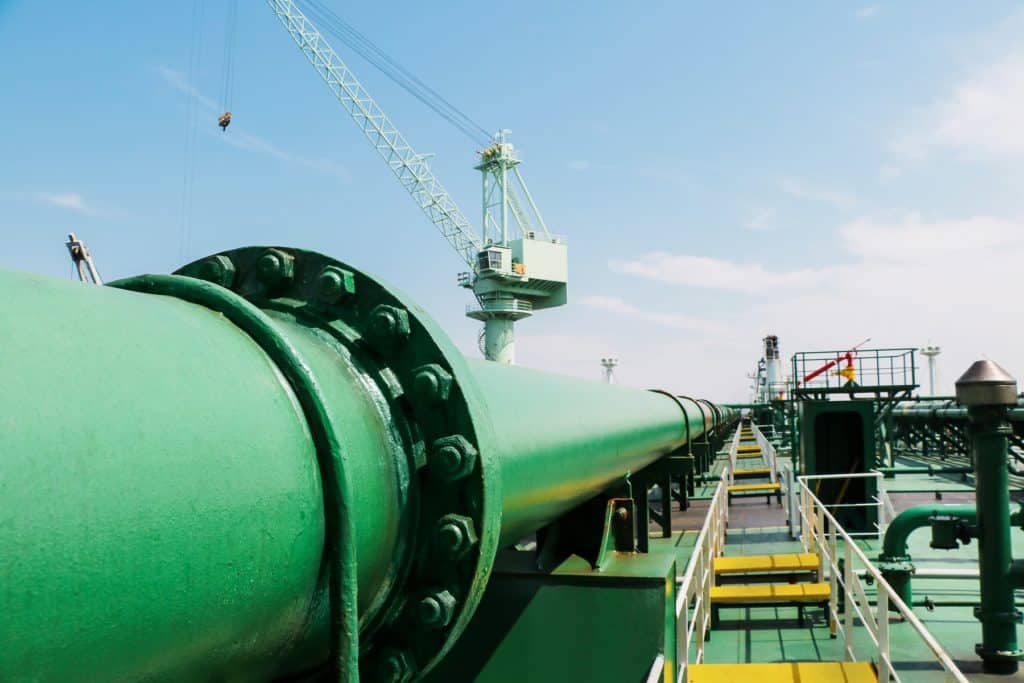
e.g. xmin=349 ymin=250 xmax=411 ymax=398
xmin=265 ymin=0 xmax=567 ymax=364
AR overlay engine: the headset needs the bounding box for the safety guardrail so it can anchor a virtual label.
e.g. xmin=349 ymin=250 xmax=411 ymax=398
xmin=674 ymin=471 xmax=729 ymax=683
xmin=645 ymin=424 xmax=738 ymax=683
xmin=801 ymin=471 xmax=891 ymax=540
xmin=752 ymin=423 xmax=779 ymax=484
xmin=796 ymin=476 xmax=968 ymax=683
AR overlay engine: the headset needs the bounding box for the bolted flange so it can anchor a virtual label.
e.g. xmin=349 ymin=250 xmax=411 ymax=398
xmin=435 ymin=513 xmax=478 ymax=561
xmin=316 ymin=265 xmax=356 ymax=304
xmin=255 ymin=248 xmax=295 ymax=291
xmin=415 ymin=589 xmax=457 ymax=630
xmin=194 ymin=254 xmax=236 ymax=288
xmin=430 ymin=435 xmax=477 ymax=482
xmin=365 ymin=304 xmax=410 ymax=349
xmin=411 ymin=364 xmax=453 ymax=405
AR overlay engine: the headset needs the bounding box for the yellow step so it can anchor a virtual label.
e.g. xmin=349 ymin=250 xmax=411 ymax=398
xmin=689 ymin=662 xmax=876 ymax=683
xmin=727 ymin=483 xmax=781 ymax=493
xmin=710 ymin=582 xmax=830 ymax=604
xmin=714 ymin=552 xmax=819 ymax=575
xmin=737 ymin=447 xmax=761 ymax=455
xmin=732 ymin=467 xmax=771 ymax=478
xmin=736 ymin=452 xmax=764 ymax=459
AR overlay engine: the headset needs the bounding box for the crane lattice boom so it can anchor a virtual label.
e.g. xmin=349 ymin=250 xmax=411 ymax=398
xmin=266 ymin=0 xmax=482 ymax=268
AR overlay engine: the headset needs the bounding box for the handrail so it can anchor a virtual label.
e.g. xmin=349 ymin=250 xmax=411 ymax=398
xmin=752 ymin=423 xmax=779 ymax=483
xmin=799 ymin=472 xmax=886 ymax=540
xmin=796 ymin=476 xmax=968 ymax=683
xmin=674 ymin=470 xmax=729 ymax=683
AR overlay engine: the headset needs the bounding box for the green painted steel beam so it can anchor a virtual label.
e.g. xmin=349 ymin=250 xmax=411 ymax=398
xmin=0 ymin=247 xmax=735 ymax=682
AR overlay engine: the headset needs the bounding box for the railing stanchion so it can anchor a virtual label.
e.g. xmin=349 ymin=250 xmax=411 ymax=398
xmin=844 ymin=540 xmax=854 ymax=660
xmin=878 ymin=588 xmax=890 ymax=683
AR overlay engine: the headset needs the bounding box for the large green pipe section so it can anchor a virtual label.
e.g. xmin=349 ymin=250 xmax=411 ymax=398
xmin=956 ymin=361 xmax=1023 ymax=674
xmin=0 ymin=247 xmax=735 ymax=683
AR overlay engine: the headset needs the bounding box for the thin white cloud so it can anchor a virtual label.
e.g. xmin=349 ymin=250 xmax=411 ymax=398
xmin=157 ymin=66 xmax=351 ymax=182
xmin=855 ymin=5 xmax=880 ymax=19
xmin=894 ymin=49 xmax=1024 ymax=160
xmin=610 ymin=252 xmax=833 ymax=294
xmin=580 ymin=295 xmax=724 ymax=332
xmin=743 ymin=207 xmax=775 ymax=231
xmin=36 ymin=192 xmax=94 ymax=215
xmin=840 ymin=212 xmax=1024 ymax=261
xmin=779 ymin=177 xmax=857 ymax=209
xmin=567 ymin=160 xmax=591 ymax=171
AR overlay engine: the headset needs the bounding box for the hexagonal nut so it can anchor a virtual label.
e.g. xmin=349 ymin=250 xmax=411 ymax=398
xmin=430 ymin=435 xmax=477 ymax=482
xmin=415 ymin=588 xmax=457 ymax=630
xmin=365 ymin=304 xmax=411 ymax=347
xmin=376 ymin=647 xmax=415 ymax=683
xmin=435 ymin=513 xmax=478 ymax=561
xmin=194 ymin=254 xmax=236 ymax=288
xmin=255 ymin=248 xmax=295 ymax=289
xmin=411 ymin=363 xmax=452 ymax=405
xmin=316 ymin=265 xmax=356 ymax=304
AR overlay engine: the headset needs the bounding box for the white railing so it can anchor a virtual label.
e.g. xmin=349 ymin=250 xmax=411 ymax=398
xmin=674 ymin=471 xmax=729 ymax=683
xmin=796 ymin=476 xmax=968 ymax=683
xmin=726 ymin=425 xmax=742 ymax=481
xmin=752 ymin=424 xmax=779 ymax=483
xmin=800 ymin=472 xmax=889 ymax=540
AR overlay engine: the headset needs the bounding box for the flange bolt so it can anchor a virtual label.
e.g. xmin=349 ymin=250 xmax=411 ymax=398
xmin=255 ymin=248 xmax=294 ymax=290
xmin=415 ymin=589 xmax=457 ymax=630
xmin=411 ymin=364 xmax=453 ymax=405
xmin=377 ymin=647 xmax=414 ymax=683
xmin=195 ymin=255 xmax=235 ymax=288
xmin=365 ymin=304 xmax=410 ymax=347
xmin=316 ymin=265 xmax=356 ymax=304
xmin=435 ymin=513 xmax=478 ymax=561
xmin=430 ymin=435 xmax=477 ymax=481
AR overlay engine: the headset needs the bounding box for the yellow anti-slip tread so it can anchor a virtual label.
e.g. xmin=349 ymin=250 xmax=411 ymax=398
xmin=736 ymin=453 xmax=764 ymax=460
xmin=710 ymin=582 xmax=830 ymax=603
xmin=732 ymin=467 xmax=771 ymax=476
xmin=714 ymin=552 xmax=818 ymax=574
xmin=727 ymin=483 xmax=781 ymax=493
xmin=688 ymin=662 xmax=876 ymax=683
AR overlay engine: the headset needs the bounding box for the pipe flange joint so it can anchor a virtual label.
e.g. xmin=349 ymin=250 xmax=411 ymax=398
xmin=168 ymin=247 xmax=499 ymax=681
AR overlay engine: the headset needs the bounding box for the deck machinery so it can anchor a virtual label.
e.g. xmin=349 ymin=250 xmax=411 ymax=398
xmin=0 ymin=247 xmax=734 ymax=682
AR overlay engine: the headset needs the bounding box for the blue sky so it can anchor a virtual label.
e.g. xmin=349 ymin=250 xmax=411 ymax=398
xmin=3 ymin=2 xmax=1023 ymax=400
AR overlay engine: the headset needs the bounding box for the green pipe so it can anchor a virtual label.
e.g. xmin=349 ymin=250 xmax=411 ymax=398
xmin=957 ymin=360 xmax=1023 ymax=674
xmin=0 ymin=247 xmax=735 ymax=683
xmin=891 ymin=399 xmax=1024 ymax=422
xmin=881 ymin=505 xmax=978 ymax=561
xmin=874 ymin=466 xmax=973 ymax=476
xmin=878 ymin=504 xmax=977 ymax=606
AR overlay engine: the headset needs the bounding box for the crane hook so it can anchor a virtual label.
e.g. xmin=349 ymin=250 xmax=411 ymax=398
xmin=218 ymin=111 xmax=232 ymax=131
